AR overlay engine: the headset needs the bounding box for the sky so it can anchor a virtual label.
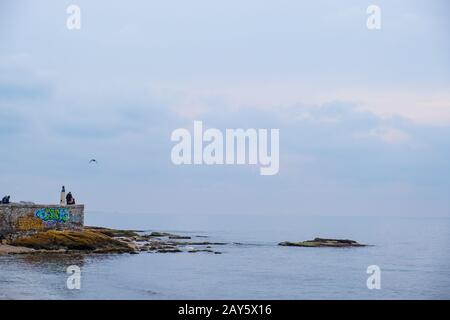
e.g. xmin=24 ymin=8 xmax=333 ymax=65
xmin=0 ymin=0 xmax=449 ymax=221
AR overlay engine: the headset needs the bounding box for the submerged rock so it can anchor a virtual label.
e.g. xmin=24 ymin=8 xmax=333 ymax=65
xmin=168 ymin=235 xmax=191 ymax=239
xmin=279 ymin=238 xmax=367 ymax=248
xmin=172 ymin=241 xmax=227 ymax=246
xmin=156 ymin=248 xmax=182 ymax=253
xmin=188 ymin=249 xmax=214 ymax=253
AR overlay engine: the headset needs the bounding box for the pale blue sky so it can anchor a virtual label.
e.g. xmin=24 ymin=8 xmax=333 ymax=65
xmin=0 ymin=0 xmax=449 ymax=219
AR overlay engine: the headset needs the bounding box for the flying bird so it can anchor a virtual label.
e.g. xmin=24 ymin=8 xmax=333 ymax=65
xmin=89 ymin=159 xmax=98 ymax=164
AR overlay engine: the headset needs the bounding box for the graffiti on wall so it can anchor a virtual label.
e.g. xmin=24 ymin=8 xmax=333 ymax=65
xmin=16 ymin=217 xmax=44 ymax=231
xmin=69 ymin=212 xmax=83 ymax=224
xmin=35 ymin=207 xmax=70 ymax=223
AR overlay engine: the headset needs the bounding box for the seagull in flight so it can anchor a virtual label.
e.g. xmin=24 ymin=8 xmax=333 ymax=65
xmin=89 ymin=159 xmax=98 ymax=164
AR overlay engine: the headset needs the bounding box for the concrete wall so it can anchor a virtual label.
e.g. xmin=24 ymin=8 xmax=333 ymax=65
xmin=0 ymin=203 xmax=84 ymax=236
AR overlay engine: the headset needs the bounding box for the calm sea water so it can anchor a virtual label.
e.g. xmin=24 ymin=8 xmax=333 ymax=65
xmin=1 ymin=215 xmax=449 ymax=299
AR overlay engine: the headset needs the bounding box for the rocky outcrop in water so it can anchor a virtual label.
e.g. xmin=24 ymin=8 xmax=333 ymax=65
xmin=279 ymin=238 xmax=367 ymax=248
xmin=0 ymin=226 xmax=227 ymax=255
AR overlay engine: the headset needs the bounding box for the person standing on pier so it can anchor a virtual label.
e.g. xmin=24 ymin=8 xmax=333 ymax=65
xmin=60 ymin=186 xmax=66 ymax=205
xmin=66 ymin=192 xmax=75 ymax=205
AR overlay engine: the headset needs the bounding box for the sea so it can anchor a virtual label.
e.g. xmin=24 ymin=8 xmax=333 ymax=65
xmin=1 ymin=215 xmax=449 ymax=299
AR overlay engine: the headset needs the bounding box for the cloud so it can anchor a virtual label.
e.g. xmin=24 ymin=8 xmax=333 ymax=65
xmin=1 ymin=71 xmax=449 ymax=216
xmin=0 ymin=83 xmax=50 ymax=100
xmin=1 ymin=0 xmax=449 ymax=216
xmin=149 ymin=81 xmax=450 ymax=126
xmin=357 ymin=127 xmax=411 ymax=144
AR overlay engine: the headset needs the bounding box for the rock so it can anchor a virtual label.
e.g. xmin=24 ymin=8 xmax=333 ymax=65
xmin=147 ymin=243 xmax=177 ymax=251
xmin=188 ymin=249 xmax=214 ymax=253
xmin=172 ymin=241 xmax=227 ymax=246
xmin=279 ymin=238 xmax=367 ymax=248
xmin=168 ymin=236 xmax=191 ymax=239
xmin=9 ymin=229 xmax=135 ymax=253
xmin=148 ymin=232 xmax=174 ymax=237
xmin=132 ymin=236 xmax=151 ymax=242
xmin=85 ymin=226 xmax=140 ymax=238
xmin=156 ymin=248 xmax=182 ymax=253
xmin=0 ymin=244 xmax=36 ymax=254
xmin=2 ymin=226 xmax=229 ymax=256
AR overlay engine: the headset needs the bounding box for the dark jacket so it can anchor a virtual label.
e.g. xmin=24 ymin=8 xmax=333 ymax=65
xmin=66 ymin=193 xmax=75 ymax=205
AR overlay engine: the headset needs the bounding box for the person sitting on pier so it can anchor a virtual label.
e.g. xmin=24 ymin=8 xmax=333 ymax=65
xmin=66 ymin=192 xmax=75 ymax=205
xmin=1 ymin=195 xmax=10 ymax=204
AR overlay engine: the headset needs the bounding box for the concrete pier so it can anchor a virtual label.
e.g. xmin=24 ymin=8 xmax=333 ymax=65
xmin=0 ymin=203 xmax=84 ymax=236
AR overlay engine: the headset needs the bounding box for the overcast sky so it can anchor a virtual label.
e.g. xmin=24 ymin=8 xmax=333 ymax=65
xmin=1 ymin=0 xmax=449 ymax=222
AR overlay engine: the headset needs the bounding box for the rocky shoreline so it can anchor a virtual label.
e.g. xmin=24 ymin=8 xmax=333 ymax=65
xmin=0 ymin=226 xmax=226 ymax=255
xmin=0 ymin=227 xmax=369 ymax=255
